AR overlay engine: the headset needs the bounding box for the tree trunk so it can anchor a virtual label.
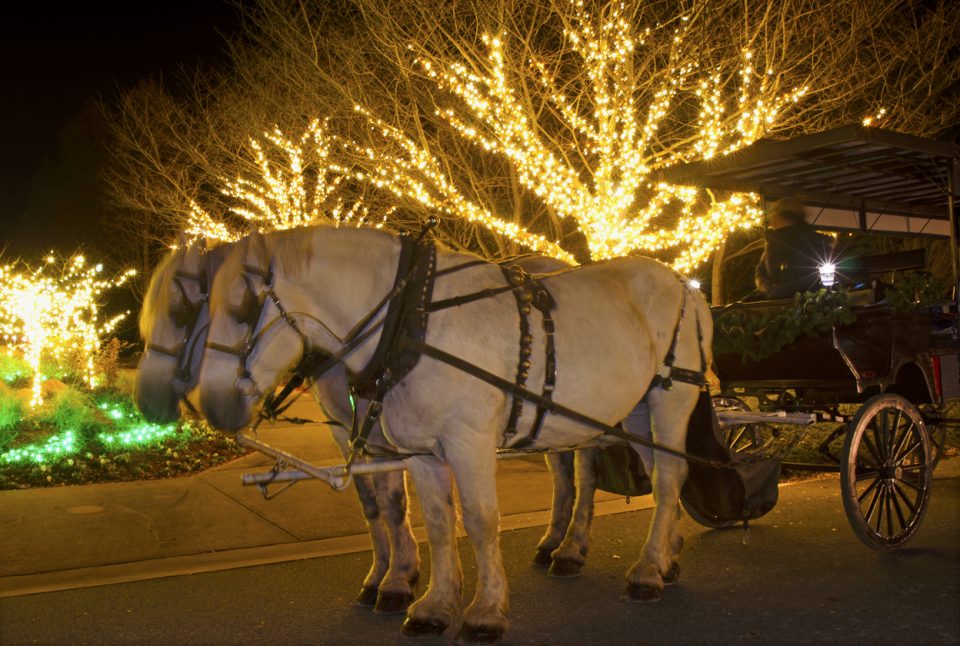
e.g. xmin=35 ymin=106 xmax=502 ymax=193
xmin=711 ymin=238 xmax=727 ymax=306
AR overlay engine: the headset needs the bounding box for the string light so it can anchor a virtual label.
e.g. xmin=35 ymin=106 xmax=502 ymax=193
xmin=862 ymin=107 xmax=887 ymax=127
xmin=180 ymin=2 xmax=811 ymax=272
xmin=0 ymin=256 xmax=135 ymax=406
xmin=184 ymin=119 xmax=384 ymax=243
xmin=391 ymin=1 xmax=805 ymax=270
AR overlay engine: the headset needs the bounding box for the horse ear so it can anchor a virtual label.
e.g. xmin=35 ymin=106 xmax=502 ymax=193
xmin=245 ymin=229 xmax=269 ymax=268
xmin=175 ymin=231 xmax=189 ymax=250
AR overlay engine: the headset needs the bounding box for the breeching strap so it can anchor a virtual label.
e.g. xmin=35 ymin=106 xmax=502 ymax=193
xmin=400 ymin=336 xmax=728 ymax=469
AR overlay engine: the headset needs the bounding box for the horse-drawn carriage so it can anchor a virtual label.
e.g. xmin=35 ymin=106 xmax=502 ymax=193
xmin=662 ymin=124 xmax=960 ymax=550
xmin=137 ymin=124 xmax=958 ymax=641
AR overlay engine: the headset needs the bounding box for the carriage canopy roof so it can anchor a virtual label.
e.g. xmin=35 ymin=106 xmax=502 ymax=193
xmin=657 ymin=124 xmax=959 ymax=239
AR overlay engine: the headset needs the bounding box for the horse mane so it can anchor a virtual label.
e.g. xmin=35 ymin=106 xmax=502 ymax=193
xmin=268 ymin=223 xmax=399 ymax=276
xmin=140 ymin=241 xmax=235 ymax=339
xmin=139 ymin=246 xmax=186 ymax=340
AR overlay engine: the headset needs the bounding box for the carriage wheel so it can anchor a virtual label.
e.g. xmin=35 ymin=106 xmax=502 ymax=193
xmin=841 ymin=394 xmax=933 ymax=551
xmin=712 ymin=396 xmax=776 ymax=455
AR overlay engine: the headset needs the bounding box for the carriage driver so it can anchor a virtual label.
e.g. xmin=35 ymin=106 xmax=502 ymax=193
xmin=755 ymin=198 xmax=836 ymax=299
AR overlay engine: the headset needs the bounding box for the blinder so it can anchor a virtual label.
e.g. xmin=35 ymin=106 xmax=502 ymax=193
xmin=146 ymin=265 xmax=211 ymax=399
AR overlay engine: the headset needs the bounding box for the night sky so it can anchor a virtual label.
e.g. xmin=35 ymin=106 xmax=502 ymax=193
xmin=0 ymin=1 xmax=241 ymax=259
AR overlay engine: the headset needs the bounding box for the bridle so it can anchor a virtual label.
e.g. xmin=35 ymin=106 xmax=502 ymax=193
xmin=202 ymin=223 xmax=442 ymax=426
xmin=203 ymin=256 xmax=393 ymax=406
xmin=145 ymin=267 xmax=210 ymax=395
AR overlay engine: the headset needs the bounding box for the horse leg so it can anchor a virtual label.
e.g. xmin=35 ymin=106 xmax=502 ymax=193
xmin=623 ymin=389 xmax=695 ymax=603
xmin=370 ymin=469 xmax=421 ymax=615
xmin=350 ymin=472 xmax=392 ymax=608
xmin=444 ymin=434 xmax=510 ymax=644
xmin=325 ymin=424 xmax=394 ymax=609
xmin=534 ymin=451 xmax=574 ymax=568
xmin=400 ymin=456 xmax=461 ymax=638
xmin=547 ymin=448 xmax=598 ymax=578
xmin=619 ymin=401 xmax=682 ymax=585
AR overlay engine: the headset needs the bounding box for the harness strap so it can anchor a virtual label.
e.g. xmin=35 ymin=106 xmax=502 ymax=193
xmin=401 ymin=336 xmax=728 ymax=468
xmin=500 ymin=265 xmax=557 ymax=449
xmin=649 ymin=285 xmax=708 ymax=390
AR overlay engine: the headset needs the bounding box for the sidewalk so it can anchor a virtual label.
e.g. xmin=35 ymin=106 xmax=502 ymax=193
xmin=0 ymin=398 xmax=637 ymax=598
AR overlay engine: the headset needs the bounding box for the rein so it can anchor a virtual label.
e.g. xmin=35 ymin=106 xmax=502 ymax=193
xmin=146 ymin=268 xmax=209 ymax=396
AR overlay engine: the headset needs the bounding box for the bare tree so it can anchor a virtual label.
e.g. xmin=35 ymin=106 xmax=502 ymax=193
xmin=102 ymin=0 xmax=960 ymax=272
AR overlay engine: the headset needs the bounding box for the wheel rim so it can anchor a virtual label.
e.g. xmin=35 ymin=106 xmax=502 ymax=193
xmin=842 ymin=394 xmax=932 ymax=550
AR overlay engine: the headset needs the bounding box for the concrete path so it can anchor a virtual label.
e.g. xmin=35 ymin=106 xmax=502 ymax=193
xmin=0 ymin=397 xmax=635 ymax=597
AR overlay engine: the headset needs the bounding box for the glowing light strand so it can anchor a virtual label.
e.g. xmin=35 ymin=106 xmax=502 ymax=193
xmin=0 ymin=256 xmax=135 ymax=406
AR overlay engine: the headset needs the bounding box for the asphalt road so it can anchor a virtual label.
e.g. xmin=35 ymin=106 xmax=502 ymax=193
xmin=2 ymin=469 xmax=958 ymax=646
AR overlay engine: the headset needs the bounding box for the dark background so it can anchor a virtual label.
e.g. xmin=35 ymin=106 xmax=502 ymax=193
xmin=0 ymin=1 xmax=241 ymax=261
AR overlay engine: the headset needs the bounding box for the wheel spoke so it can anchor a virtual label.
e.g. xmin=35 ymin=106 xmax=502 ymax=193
xmin=892 ymin=482 xmax=918 ymax=516
xmin=859 ymin=432 xmax=884 ymax=469
xmin=855 ymin=467 xmax=881 ymax=483
xmin=888 ymin=410 xmax=905 ymax=457
xmin=872 ymin=487 xmax=887 ymax=535
xmin=885 ymin=487 xmax=895 ymax=537
xmin=876 ymin=410 xmax=890 ymax=461
xmin=894 ymin=439 xmax=923 ymax=466
xmin=857 ymin=475 xmax=881 ymax=502
xmin=896 ymin=473 xmax=923 ymax=493
xmin=726 ymin=426 xmax=748 ymax=450
xmin=891 ymin=419 xmax=914 ymax=462
xmin=887 ymin=410 xmax=912 ymax=458
xmin=863 ymin=484 xmax=883 ymax=525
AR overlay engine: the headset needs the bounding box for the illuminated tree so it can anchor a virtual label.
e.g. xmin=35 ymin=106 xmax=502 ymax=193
xmin=104 ymin=0 xmax=960 ymax=270
xmin=0 ymin=255 xmax=135 ymax=406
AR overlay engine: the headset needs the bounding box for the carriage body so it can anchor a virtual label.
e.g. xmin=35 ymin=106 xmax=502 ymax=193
xmin=714 ymin=296 xmax=959 ymax=408
xmin=702 ymin=292 xmax=959 ymax=549
xmin=659 ymin=124 xmax=960 ymax=549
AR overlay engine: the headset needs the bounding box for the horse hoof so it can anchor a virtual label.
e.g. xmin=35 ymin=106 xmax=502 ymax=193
xmin=456 ymin=623 xmax=504 ymax=644
xmin=663 ymin=562 xmax=681 ymax=586
xmin=355 ymin=586 xmax=378 ymax=608
xmin=622 ymin=583 xmax=662 ymax=603
xmin=548 ymin=557 xmax=583 ymax=578
xmin=532 ymin=547 xmax=554 ymax=569
xmin=374 ymin=591 xmax=414 ymax=615
xmin=401 ymin=617 xmax=448 ymax=638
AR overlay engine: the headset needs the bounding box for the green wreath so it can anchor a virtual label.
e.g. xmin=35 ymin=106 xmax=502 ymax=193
xmin=713 ymin=271 xmax=948 ymax=362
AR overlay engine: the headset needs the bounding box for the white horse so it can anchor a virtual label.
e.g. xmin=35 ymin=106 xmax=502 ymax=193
xmin=135 ymin=240 xmax=420 ymax=613
xmin=135 ymin=241 xmax=599 ymax=612
xmin=198 ymin=226 xmax=711 ymax=643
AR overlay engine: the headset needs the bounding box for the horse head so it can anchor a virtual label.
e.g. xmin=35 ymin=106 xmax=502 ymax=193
xmin=199 ymin=230 xmax=302 ymax=431
xmin=198 ymin=225 xmax=403 ymax=432
xmin=135 ymin=237 xmax=224 ymax=423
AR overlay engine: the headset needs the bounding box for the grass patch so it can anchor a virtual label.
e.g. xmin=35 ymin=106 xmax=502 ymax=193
xmin=0 ymin=387 xmax=247 ymax=490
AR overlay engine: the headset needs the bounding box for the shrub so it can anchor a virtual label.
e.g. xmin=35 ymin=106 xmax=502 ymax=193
xmin=93 ymin=338 xmax=125 ymax=389
xmin=0 ymin=352 xmax=30 ymax=388
xmin=35 ymin=387 xmax=96 ymax=432
xmin=0 ymin=385 xmax=22 ymax=450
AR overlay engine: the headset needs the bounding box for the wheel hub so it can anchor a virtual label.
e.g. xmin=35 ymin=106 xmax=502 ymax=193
xmin=880 ymin=464 xmax=902 ymax=483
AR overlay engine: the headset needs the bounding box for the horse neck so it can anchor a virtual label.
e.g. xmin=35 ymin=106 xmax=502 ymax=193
xmin=274 ymin=227 xmax=402 ymax=372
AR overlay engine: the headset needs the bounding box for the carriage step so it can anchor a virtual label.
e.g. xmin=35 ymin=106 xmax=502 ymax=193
xmin=716 ymin=411 xmax=816 ymax=427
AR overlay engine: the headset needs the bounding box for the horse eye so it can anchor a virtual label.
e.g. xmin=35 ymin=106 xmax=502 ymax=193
xmin=232 ymin=287 xmax=261 ymax=326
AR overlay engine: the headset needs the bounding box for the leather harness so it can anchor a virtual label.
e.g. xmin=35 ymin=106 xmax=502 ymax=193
xmin=206 ymin=225 xmax=713 ymax=466
xmin=342 ymin=237 xmax=708 ymax=457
